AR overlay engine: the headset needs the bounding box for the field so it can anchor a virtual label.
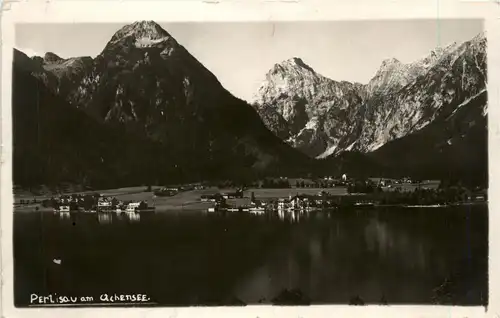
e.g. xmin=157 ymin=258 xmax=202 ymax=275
xmin=380 ymin=180 xmax=441 ymax=192
xmin=111 ymin=187 xmax=351 ymax=211
xmin=245 ymin=187 xmax=348 ymax=198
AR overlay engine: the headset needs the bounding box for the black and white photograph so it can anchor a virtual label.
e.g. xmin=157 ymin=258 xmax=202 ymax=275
xmin=3 ymin=3 xmax=494 ymax=313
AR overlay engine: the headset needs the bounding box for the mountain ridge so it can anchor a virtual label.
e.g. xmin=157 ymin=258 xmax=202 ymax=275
xmin=13 ymin=21 xmax=317 ymax=188
xmin=252 ymin=32 xmax=487 ymax=159
xmin=14 ymin=22 xmax=488 ymax=186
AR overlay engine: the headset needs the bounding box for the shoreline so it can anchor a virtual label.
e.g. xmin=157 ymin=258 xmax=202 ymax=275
xmin=13 ymin=201 xmax=488 ymax=213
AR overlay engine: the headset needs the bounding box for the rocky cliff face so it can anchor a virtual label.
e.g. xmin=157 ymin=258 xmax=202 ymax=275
xmin=252 ymin=33 xmax=487 ymax=162
xmin=351 ymin=33 xmax=486 ymax=153
xmin=14 ymin=21 xmax=314 ymax=187
xmin=365 ymin=42 xmax=459 ymax=98
xmin=252 ymin=57 xmax=363 ymax=158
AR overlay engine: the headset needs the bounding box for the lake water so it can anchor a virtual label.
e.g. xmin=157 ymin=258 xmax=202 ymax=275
xmin=14 ymin=205 xmax=488 ymax=306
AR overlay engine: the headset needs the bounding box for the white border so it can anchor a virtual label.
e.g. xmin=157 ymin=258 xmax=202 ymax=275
xmin=1 ymin=1 xmax=500 ymax=317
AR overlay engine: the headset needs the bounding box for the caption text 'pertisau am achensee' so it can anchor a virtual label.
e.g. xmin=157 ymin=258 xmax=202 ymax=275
xmin=30 ymin=293 xmax=152 ymax=305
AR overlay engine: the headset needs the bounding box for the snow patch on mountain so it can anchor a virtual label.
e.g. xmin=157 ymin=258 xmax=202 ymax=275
xmin=447 ymin=88 xmax=487 ymax=120
xmin=345 ymin=142 xmax=356 ymax=151
xmin=316 ymin=145 xmax=337 ymax=159
xmin=135 ymin=36 xmax=170 ymax=48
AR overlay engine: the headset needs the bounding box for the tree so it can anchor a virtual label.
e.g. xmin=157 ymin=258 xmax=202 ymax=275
xmin=262 ymin=179 xmax=270 ymax=188
xmin=83 ymin=195 xmax=94 ymax=210
xmin=69 ymin=201 xmax=78 ymax=211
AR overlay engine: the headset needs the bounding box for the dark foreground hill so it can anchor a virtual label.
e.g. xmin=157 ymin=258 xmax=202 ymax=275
xmin=13 ymin=56 xmax=173 ymax=189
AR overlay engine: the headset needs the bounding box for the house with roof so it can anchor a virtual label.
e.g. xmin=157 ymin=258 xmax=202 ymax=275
xmin=58 ymin=205 xmax=70 ymax=212
xmin=201 ymin=193 xmax=225 ymax=202
xmin=97 ymin=197 xmax=113 ymax=211
xmin=221 ymin=189 xmax=244 ymax=199
xmin=126 ymin=202 xmax=141 ymax=212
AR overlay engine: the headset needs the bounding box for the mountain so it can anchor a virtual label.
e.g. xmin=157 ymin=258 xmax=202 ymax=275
xmin=252 ymin=33 xmax=487 ymax=183
xmin=350 ymin=33 xmax=486 ymax=153
xmin=369 ymin=89 xmax=487 ymax=185
xmin=368 ymin=55 xmax=488 ymax=185
xmin=13 ymin=50 xmax=172 ymax=189
xmin=252 ymin=57 xmax=363 ymax=158
xmin=14 ymin=21 xmax=314 ymax=188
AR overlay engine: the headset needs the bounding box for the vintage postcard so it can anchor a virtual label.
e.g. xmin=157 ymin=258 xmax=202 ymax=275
xmin=1 ymin=1 xmax=499 ymax=317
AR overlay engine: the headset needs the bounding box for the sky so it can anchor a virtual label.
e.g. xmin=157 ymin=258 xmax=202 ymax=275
xmin=16 ymin=19 xmax=483 ymax=101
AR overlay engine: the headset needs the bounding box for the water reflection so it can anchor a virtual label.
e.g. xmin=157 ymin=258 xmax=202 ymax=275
xmin=97 ymin=213 xmax=112 ymax=224
xmin=96 ymin=212 xmax=141 ymax=224
xmin=116 ymin=211 xmax=126 ymax=221
xmin=363 ymin=217 xmax=428 ymax=271
xmin=58 ymin=211 xmax=70 ymax=220
xmin=234 ymin=210 xmax=442 ymax=303
xmin=276 ymin=210 xmax=309 ymax=223
xmin=125 ymin=212 xmax=140 ymax=222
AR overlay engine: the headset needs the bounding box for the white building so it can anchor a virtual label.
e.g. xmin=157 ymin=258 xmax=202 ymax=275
xmin=97 ymin=197 xmax=112 ymax=208
xmin=126 ymin=202 xmax=141 ymax=212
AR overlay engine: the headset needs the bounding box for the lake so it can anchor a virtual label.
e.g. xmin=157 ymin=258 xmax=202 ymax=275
xmin=13 ymin=205 xmax=488 ymax=306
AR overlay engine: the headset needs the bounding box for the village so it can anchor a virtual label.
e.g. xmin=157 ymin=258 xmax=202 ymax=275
xmin=14 ymin=174 xmax=488 ymax=217
xmin=17 ymin=192 xmax=155 ymax=214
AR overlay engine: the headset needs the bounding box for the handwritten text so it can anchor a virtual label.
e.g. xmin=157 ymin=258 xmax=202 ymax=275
xmin=30 ymin=293 xmax=151 ymax=305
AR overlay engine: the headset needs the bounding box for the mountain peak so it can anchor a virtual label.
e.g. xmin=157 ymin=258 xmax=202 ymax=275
xmin=475 ymin=30 xmax=486 ymax=39
xmin=44 ymin=52 xmax=63 ymax=63
xmin=287 ymin=57 xmax=305 ymax=64
xmin=108 ymin=20 xmax=171 ymax=45
xmin=471 ymin=31 xmax=487 ymax=47
xmin=267 ymin=57 xmax=316 ymax=77
xmin=429 ymin=41 xmax=458 ymax=57
xmin=380 ymin=57 xmax=401 ymax=68
xmin=284 ymin=57 xmax=315 ymax=71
